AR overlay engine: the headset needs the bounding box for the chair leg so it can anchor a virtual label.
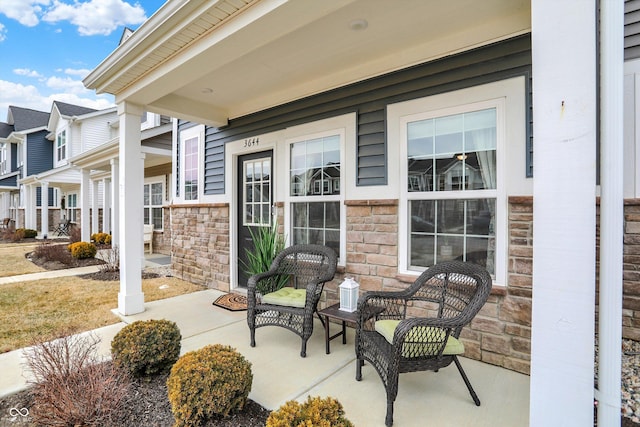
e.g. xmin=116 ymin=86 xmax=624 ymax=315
xmin=453 ymin=356 xmax=481 ymax=406
xmin=300 ymin=340 xmax=307 ymax=358
xmin=356 ymin=359 xmax=363 ymax=381
xmin=250 ymin=328 xmax=256 ymax=347
xmin=385 ymin=400 xmax=394 ymax=427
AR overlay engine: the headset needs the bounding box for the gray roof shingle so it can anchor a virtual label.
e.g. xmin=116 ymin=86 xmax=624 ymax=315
xmin=0 ymin=122 xmax=13 ymax=138
xmin=8 ymin=106 xmax=50 ymax=132
xmin=53 ymin=101 xmax=97 ymax=117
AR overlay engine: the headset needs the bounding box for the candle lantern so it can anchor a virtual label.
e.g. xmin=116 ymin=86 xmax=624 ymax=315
xmin=339 ymin=277 xmax=359 ymax=312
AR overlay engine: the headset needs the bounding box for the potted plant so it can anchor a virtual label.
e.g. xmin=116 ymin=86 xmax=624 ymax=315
xmin=242 ymin=222 xmax=288 ymax=298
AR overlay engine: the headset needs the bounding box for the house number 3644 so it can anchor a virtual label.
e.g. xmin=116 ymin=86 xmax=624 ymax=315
xmin=243 ymin=137 xmax=259 ymax=148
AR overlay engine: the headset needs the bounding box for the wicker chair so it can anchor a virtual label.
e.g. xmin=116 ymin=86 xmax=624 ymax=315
xmin=247 ymin=244 xmax=337 ymax=357
xmin=355 ymin=261 xmax=492 ymax=426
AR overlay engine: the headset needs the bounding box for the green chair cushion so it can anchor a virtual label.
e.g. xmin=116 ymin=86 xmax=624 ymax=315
xmin=262 ymin=287 xmax=307 ymax=308
xmin=374 ymin=319 xmax=465 ymax=357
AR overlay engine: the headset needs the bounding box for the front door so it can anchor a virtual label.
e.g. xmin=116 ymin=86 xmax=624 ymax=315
xmin=237 ymin=150 xmax=273 ymax=288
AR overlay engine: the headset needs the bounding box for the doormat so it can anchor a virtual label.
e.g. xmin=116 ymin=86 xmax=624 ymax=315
xmin=213 ymin=293 xmax=248 ymax=311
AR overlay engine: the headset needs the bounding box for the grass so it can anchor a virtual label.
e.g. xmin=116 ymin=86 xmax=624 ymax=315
xmin=0 ymin=243 xmax=45 ymax=277
xmin=0 ymin=276 xmax=205 ymax=353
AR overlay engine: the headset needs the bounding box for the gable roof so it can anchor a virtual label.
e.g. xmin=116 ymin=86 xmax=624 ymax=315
xmin=53 ymin=101 xmax=97 ymax=118
xmin=7 ymin=106 xmax=50 ymax=132
xmin=0 ymin=122 xmax=13 ymax=138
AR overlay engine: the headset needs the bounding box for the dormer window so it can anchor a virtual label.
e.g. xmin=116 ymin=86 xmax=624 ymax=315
xmin=56 ymin=130 xmax=66 ymax=161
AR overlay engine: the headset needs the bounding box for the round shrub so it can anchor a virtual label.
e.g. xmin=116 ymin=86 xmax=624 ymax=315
xmin=68 ymin=241 xmax=97 ymax=259
xmin=111 ymin=319 xmax=181 ymax=377
xmin=91 ymin=232 xmax=111 ymax=245
xmin=16 ymin=228 xmax=37 ymax=238
xmin=266 ymin=395 xmax=354 ymax=427
xmin=167 ymin=344 xmax=253 ymax=426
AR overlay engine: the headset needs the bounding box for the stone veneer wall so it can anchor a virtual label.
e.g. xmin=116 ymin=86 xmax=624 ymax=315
xmin=170 ymin=204 xmax=230 ymax=291
xmin=620 ymin=200 xmax=640 ymax=341
xmin=151 ymin=206 xmax=172 ymax=255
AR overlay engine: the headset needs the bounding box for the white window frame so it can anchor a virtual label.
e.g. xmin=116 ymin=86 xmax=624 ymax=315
xmin=177 ymin=125 xmax=203 ymax=203
xmin=283 ymin=116 xmax=351 ymax=267
xmin=0 ymin=144 xmax=6 ymax=175
xmin=144 ymin=178 xmax=165 ymax=231
xmin=66 ymin=193 xmax=78 ymax=222
xmin=390 ymin=78 xmax=527 ymax=286
xmin=56 ymin=129 xmax=67 ymax=162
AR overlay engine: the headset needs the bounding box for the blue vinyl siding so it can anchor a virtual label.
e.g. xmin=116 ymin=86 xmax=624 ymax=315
xmin=25 ymin=130 xmax=53 ymax=176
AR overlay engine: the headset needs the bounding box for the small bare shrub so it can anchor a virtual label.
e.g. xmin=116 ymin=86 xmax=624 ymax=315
xmin=69 ymin=226 xmax=81 ymax=243
xmin=24 ymin=332 xmax=131 ymax=426
xmin=10 ymin=228 xmax=25 ymax=242
xmin=33 ymin=242 xmax=74 ymax=265
xmin=99 ymin=245 xmax=120 ymax=273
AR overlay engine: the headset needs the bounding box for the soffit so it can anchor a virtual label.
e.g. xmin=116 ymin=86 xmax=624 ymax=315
xmin=87 ymin=0 xmax=531 ymax=126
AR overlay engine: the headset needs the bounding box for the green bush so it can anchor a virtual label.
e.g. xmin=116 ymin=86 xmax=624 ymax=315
xmin=68 ymin=241 xmax=97 ymax=259
xmin=266 ymin=396 xmax=354 ymax=427
xmin=111 ymin=319 xmax=181 ymax=377
xmin=15 ymin=228 xmax=37 ymax=238
xmin=91 ymin=232 xmax=111 ymax=245
xmin=167 ymin=344 xmax=253 ymax=426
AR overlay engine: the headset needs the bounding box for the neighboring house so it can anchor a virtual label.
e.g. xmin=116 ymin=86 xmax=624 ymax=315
xmin=0 ymin=106 xmax=51 ymax=227
xmin=82 ymin=1 xmax=630 ymax=424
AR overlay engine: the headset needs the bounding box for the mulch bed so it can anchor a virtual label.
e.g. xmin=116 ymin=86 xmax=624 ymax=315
xmin=0 ymin=372 xmax=270 ymax=426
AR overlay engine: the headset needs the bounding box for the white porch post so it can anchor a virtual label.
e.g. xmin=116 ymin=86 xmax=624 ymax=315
xmin=117 ymin=101 xmax=144 ymax=315
xmin=80 ymin=168 xmax=91 ymax=242
xmin=40 ymin=182 xmax=48 ymax=238
xmin=103 ymin=178 xmax=111 ymax=235
xmin=25 ymin=184 xmax=36 ymax=230
xmin=111 ymin=159 xmax=119 ymax=248
xmin=530 ymin=1 xmax=597 ymax=426
xmin=598 ymin=0 xmax=624 ymax=425
xmin=91 ymin=179 xmax=99 ymax=234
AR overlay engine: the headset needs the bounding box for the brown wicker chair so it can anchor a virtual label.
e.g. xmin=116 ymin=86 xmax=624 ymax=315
xmin=247 ymin=244 xmax=337 ymax=357
xmin=355 ymin=261 xmax=492 ymax=426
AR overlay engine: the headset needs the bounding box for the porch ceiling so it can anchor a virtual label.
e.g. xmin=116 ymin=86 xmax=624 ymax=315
xmin=85 ymin=0 xmax=530 ymax=127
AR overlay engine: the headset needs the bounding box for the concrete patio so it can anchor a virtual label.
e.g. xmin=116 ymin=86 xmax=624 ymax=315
xmin=0 ymin=287 xmax=530 ymax=426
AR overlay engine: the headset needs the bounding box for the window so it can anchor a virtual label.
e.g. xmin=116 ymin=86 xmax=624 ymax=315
xmin=289 ymin=134 xmax=341 ymax=257
xmin=56 ymin=130 xmax=66 ymax=161
xmin=244 ymin=158 xmax=271 ymax=226
xmin=66 ymin=193 xmax=78 ymax=222
xmin=181 ymin=132 xmax=199 ymax=201
xmin=144 ymin=181 xmax=164 ymax=230
xmin=404 ymin=107 xmax=497 ymax=275
xmin=0 ymin=144 xmax=6 ymax=174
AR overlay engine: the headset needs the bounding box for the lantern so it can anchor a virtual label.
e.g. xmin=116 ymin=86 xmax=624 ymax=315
xmin=339 ymin=277 xmax=359 ymax=312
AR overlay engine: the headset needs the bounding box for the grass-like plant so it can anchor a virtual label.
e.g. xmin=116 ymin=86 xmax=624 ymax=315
xmin=241 ymin=222 xmax=288 ymax=295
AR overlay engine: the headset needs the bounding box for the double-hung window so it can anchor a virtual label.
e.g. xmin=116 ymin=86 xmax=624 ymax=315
xmin=67 ymin=193 xmax=78 ymax=222
xmin=400 ymin=99 xmax=504 ymax=279
xmin=288 ymin=133 xmax=342 ymax=258
xmin=144 ymin=181 xmax=164 ymax=230
xmin=0 ymin=144 xmax=6 ymax=175
xmin=56 ymin=130 xmax=66 ymax=162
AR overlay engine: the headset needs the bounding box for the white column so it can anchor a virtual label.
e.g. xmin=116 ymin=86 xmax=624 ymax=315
xmin=25 ymin=185 xmax=36 ymax=229
xmin=111 ymin=159 xmax=119 ymax=248
xmin=80 ymin=169 xmax=91 ymax=242
xmin=530 ymin=1 xmax=596 ymax=426
xmin=117 ymin=101 xmax=145 ymax=315
xmin=103 ymin=178 xmax=111 ymax=235
xmin=40 ymin=182 xmax=48 ymax=238
xmin=91 ymin=179 xmax=100 ymax=234
xmin=598 ymin=0 xmax=624 ymax=425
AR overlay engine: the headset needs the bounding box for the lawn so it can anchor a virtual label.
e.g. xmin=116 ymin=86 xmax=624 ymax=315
xmin=0 ymin=276 xmax=205 ymax=353
xmin=0 ymin=243 xmax=45 ymax=277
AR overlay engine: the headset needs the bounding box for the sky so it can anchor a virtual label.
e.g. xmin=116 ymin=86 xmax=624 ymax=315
xmin=0 ymin=0 xmax=164 ymax=123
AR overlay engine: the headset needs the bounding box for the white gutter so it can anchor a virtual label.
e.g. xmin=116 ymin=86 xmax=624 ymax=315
xmin=597 ymin=0 xmax=624 ymax=426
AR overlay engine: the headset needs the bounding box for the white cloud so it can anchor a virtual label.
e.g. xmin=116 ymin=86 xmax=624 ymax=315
xmin=13 ymin=68 xmax=44 ymax=78
xmin=43 ymin=0 xmax=147 ymax=36
xmin=46 ymin=75 xmax=90 ymax=95
xmin=64 ymin=68 xmax=92 ymax=78
xmin=0 ymin=0 xmax=50 ymax=27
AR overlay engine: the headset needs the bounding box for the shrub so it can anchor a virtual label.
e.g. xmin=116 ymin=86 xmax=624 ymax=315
xmin=15 ymin=228 xmax=37 ymax=238
xmin=99 ymin=245 xmax=119 ymax=273
xmin=68 ymin=241 xmax=97 ymax=259
xmin=24 ymin=332 xmax=130 ymax=426
xmin=10 ymin=228 xmax=25 ymax=242
xmin=167 ymin=344 xmax=253 ymax=426
xmin=91 ymin=232 xmax=111 ymax=245
xmin=34 ymin=242 xmax=74 ymax=265
xmin=111 ymin=319 xmax=181 ymax=377
xmin=266 ymin=396 xmax=354 ymax=427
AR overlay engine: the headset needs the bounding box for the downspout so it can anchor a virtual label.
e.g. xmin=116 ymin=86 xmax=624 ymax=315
xmin=597 ymin=0 xmax=623 ymax=426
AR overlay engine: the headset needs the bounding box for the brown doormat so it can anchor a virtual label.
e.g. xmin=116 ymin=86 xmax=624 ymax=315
xmin=213 ymin=293 xmax=248 ymax=311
